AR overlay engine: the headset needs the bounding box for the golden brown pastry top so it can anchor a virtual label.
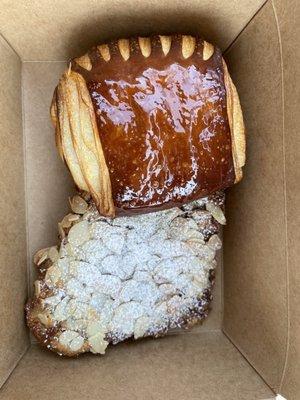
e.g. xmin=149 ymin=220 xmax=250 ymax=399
xmin=52 ymin=35 xmax=245 ymax=217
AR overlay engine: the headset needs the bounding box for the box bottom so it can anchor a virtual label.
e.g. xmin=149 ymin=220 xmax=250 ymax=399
xmin=0 ymin=331 xmax=274 ymax=400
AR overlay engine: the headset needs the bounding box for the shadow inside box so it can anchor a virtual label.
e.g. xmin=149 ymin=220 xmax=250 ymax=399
xmin=64 ymin=6 xmax=227 ymax=60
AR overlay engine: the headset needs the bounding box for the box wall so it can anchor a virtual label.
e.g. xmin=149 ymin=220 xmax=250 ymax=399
xmin=0 ymin=0 xmax=298 ymax=398
xmin=22 ymin=62 xmax=75 ymax=300
xmin=223 ymin=0 xmax=287 ymax=392
xmin=0 ymin=0 xmax=266 ymax=61
xmin=0 ymin=35 xmax=29 ymax=387
xmin=272 ymin=0 xmax=300 ymax=398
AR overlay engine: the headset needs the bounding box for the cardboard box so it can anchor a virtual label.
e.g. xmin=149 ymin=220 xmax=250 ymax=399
xmin=0 ymin=0 xmax=299 ymax=398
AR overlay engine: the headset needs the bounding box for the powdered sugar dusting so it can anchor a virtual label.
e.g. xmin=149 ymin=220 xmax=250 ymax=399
xmin=27 ymin=193 xmax=225 ymax=355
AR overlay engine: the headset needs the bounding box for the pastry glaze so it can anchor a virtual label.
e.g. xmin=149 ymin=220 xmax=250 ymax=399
xmin=52 ymin=35 xmax=245 ymax=217
xmin=70 ymin=35 xmax=235 ymax=215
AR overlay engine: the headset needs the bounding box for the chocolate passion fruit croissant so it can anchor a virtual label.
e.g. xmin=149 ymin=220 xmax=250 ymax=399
xmin=26 ymin=35 xmax=245 ymax=356
xmin=50 ymin=34 xmax=245 ymax=217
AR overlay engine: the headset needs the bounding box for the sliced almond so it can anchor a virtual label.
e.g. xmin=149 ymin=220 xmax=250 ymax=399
xmin=68 ymin=220 xmax=90 ymax=247
xmin=61 ymin=213 xmax=80 ymax=229
xmin=37 ymin=312 xmax=52 ymax=327
xmin=138 ymin=37 xmax=151 ymax=58
xmin=87 ymin=321 xmax=105 ymax=337
xmin=134 ymin=316 xmax=150 ymax=339
xmin=206 ymin=202 xmax=226 ymax=225
xmin=69 ymin=195 xmax=88 ymax=215
xmin=34 ymin=280 xmax=42 ymax=297
xmin=54 ymin=297 xmax=69 ymax=322
xmin=68 ymin=214 xmax=80 ymax=222
xmin=97 ymin=44 xmax=111 ymax=62
xmin=203 ymin=41 xmax=214 ymax=61
xmin=159 ymin=35 xmax=172 ymax=56
xmin=48 ymin=246 xmax=59 ymax=263
xmin=88 ymin=332 xmax=108 ymax=354
xmin=34 ymin=248 xmax=50 ymax=266
xmin=182 ymin=35 xmax=196 ymax=59
xmin=59 ymin=330 xmax=84 ymax=352
xmin=46 ymin=265 xmax=61 ymax=285
xmin=65 ymin=243 xmax=75 ymax=258
xmin=118 ymin=39 xmax=130 ymax=61
xmin=60 ymin=215 xmax=72 ymax=229
xmin=69 ymin=335 xmax=84 ymax=352
xmin=58 ymin=222 xmax=65 ymax=239
xmin=207 ymin=234 xmax=222 ymax=250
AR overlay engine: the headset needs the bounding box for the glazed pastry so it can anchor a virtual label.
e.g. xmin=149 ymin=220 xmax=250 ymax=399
xmin=26 ymin=192 xmax=224 ymax=356
xmin=51 ymin=35 xmax=245 ymax=217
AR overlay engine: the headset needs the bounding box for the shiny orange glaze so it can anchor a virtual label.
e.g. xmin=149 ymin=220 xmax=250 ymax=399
xmin=72 ymin=35 xmax=234 ymax=214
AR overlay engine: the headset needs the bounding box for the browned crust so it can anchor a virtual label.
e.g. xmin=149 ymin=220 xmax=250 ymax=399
xmin=222 ymin=59 xmax=246 ymax=183
xmin=50 ymin=69 xmax=115 ymax=217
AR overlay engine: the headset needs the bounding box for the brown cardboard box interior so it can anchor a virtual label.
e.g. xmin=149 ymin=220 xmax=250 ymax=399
xmin=0 ymin=0 xmax=299 ymax=399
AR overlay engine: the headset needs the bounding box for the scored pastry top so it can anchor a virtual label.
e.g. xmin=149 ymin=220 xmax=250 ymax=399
xmin=52 ymin=35 xmax=245 ymax=217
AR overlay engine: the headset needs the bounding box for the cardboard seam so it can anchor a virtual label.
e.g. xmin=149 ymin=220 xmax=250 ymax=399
xmin=21 ymin=63 xmax=32 ymax=316
xmin=0 ymin=31 xmax=22 ymax=59
xmin=23 ymin=60 xmax=67 ymax=63
xmin=222 ymin=0 xmax=289 ymax=393
xmin=271 ymin=1 xmax=290 ymax=394
xmin=220 ymin=228 xmax=224 ymax=324
xmin=222 ymin=328 xmax=276 ymax=396
xmin=0 ymin=34 xmax=31 ymax=387
xmin=223 ymin=0 xmax=269 ymax=55
xmin=0 ymin=345 xmax=30 ymax=391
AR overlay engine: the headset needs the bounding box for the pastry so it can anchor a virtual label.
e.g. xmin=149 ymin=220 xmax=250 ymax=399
xmin=51 ymin=35 xmax=245 ymax=217
xmin=26 ymin=192 xmax=224 ymax=356
xmin=26 ymin=34 xmax=246 ymax=357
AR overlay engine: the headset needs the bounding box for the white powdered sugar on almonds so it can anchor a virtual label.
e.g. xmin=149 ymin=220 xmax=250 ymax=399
xmin=29 ymin=194 xmax=225 ymax=355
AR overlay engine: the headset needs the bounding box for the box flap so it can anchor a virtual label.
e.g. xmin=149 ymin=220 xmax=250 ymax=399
xmin=223 ymin=1 xmax=288 ymax=392
xmin=273 ymin=0 xmax=300 ymax=398
xmin=0 ymin=35 xmax=29 ymax=387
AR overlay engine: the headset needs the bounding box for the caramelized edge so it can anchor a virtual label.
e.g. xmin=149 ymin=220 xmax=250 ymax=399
xmin=51 ymin=70 xmax=115 ymax=217
xmin=222 ymin=59 xmax=246 ymax=183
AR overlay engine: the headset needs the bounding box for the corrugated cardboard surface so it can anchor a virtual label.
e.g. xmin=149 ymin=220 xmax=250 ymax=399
xmin=0 ymin=332 xmax=274 ymax=400
xmin=0 ymin=0 xmax=266 ymax=61
xmin=223 ymin=1 xmax=287 ymax=392
xmin=272 ymin=0 xmax=300 ymax=399
xmin=23 ymin=61 xmax=222 ymax=331
xmin=22 ymin=62 xmax=75 ymax=294
xmin=0 ymin=36 xmax=29 ymax=387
